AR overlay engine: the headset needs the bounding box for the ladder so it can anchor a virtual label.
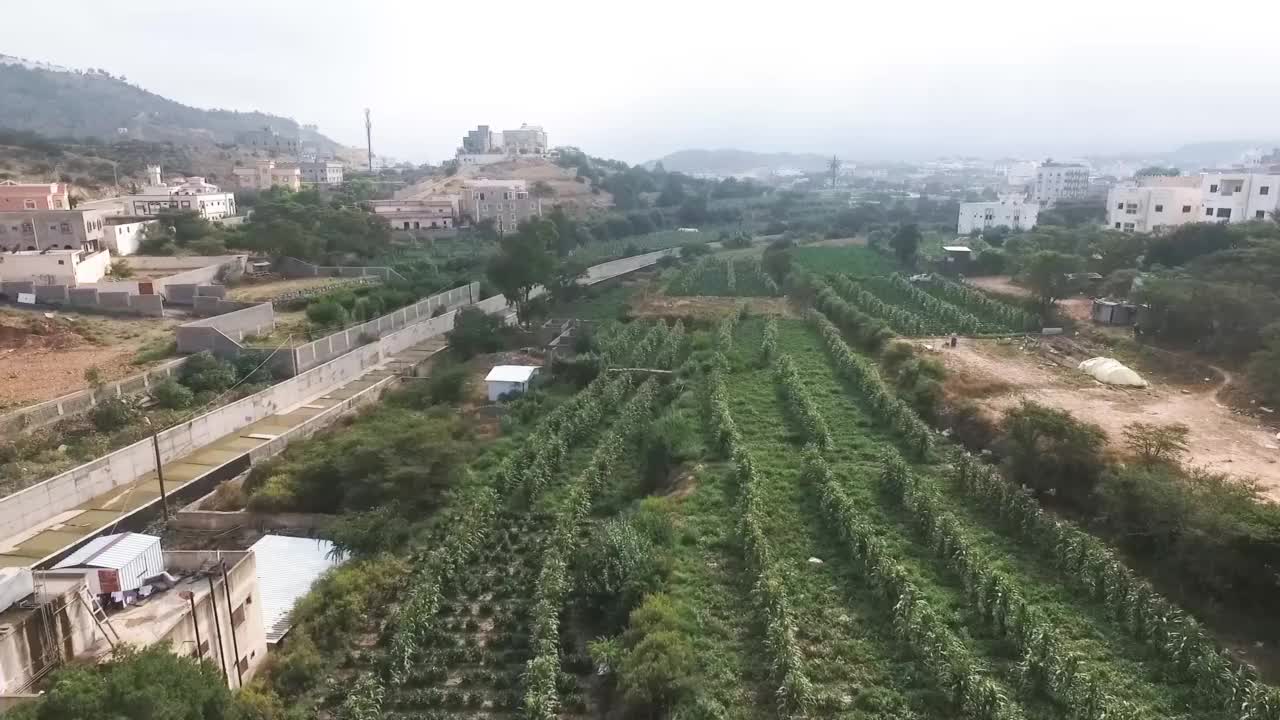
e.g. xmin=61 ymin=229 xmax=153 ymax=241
xmin=77 ymin=586 xmax=120 ymax=649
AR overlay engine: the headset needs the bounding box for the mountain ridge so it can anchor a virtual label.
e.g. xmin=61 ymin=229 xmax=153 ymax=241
xmin=0 ymin=54 xmax=348 ymax=152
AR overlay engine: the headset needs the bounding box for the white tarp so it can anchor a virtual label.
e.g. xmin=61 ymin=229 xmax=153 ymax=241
xmin=1078 ymin=357 xmax=1148 ymax=387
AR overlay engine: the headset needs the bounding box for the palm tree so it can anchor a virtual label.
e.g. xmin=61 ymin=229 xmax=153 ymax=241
xmin=828 ymin=155 xmax=841 ymax=189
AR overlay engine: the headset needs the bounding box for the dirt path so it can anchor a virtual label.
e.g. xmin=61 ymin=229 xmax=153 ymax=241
xmin=928 ymin=338 xmax=1280 ymax=497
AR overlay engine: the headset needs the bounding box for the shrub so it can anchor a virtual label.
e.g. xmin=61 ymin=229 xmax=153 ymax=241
xmin=180 ymin=351 xmax=236 ymax=395
xmin=1122 ymin=421 xmax=1190 ymax=465
xmin=151 ymin=379 xmax=194 ymax=409
xmin=245 ymin=475 xmax=297 ymax=513
xmin=306 ymin=301 xmax=348 ymax=329
xmin=269 ymin=630 xmax=324 ymax=697
xmin=90 ymin=397 xmax=139 ymax=432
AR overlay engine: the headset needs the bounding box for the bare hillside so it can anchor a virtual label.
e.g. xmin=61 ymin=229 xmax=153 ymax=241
xmin=398 ymin=157 xmax=612 ymax=216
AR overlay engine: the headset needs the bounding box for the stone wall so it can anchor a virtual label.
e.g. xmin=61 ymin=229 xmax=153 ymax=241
xmin=0 ymin=357 xmax=190 ymax=435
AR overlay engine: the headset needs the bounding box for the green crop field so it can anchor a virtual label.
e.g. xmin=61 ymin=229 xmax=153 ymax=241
xmin=791 ymin=245 xmax=902 ymax=276
xmin=78 ymin=246 xmax=1277 ymax=720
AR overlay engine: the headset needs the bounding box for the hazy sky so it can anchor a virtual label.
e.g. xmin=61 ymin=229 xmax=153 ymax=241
xmin=6 ymin=0 xmax=1280 ymax=164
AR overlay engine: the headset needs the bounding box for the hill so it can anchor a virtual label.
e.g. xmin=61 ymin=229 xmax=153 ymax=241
xmin=648 ymin=148 xmax=832 ymax=176
xmin=0 ymin=54 xmax=347 ymax=151
xmin=397 ymin=156 xmax=612 ymax=217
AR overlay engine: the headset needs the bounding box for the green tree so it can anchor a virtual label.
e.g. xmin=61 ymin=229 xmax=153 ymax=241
xmin=1135 ymin=165 xmax=1181 ymax=177
xmin=486 ymin=219 xmax=557 ymax=326
xmin=1022 ymin=250 xmax=1082 ymax=315
xmin=889 ymin=223 xmax=922 ymax=267
xmin=152 ymin=379 xmax=195 ymax=409
xmin=1122 ymin=421 xmax=1191 ymax=465
xmin=1001 ymin=400 xmax=1107 ymax=511
xmin=14 ymin=646 xmax=233 ymax=720
xmin=446 ymin=306 xmax=505 ymax=359
xmin=106 ymin=259 xmax=134 ymax=279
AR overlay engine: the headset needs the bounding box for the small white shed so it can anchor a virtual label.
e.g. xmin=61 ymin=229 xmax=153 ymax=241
xmin=485 ymin=365 xmax=540 ymax=402
xmin=53 ymin=532 xmax=165 ymax=595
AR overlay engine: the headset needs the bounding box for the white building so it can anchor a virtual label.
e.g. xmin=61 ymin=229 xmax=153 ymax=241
xmin=1199 ymin=172 xmax=1280 ymax=224
xmin=485 ymin=365 xmax=540 ymax=401
xmin=0 ymin=247 xmax=112 ymax=285
xmin=114 ymin=168 xmax=237 ymax=221
xmin=501 ymin=124 xmax=548 ymax=155
xmin=102 ymin=218 xmax=157 ymax=255
xmin=1003 ymin=160 xmax=1039 ymax=187
xmin=1105 ymin=176 xmax=1202 ymax=233
xmin=1033 ymin=162 xmax=1090 ymax=205
xmin=957 ymin=195 xmax=1039 ymax=234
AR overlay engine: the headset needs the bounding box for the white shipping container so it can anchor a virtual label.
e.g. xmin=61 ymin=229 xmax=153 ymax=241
xmin=53 ymin=533 xmax=165 ymax=595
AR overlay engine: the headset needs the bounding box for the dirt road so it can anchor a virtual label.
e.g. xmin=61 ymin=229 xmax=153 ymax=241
xmin=929 ymin=337 xmax=1280 ymax=497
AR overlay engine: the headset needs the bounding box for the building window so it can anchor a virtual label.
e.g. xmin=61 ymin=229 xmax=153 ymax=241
xmin=1205 ymin=207 xmax=1213 ymax=216
xmin=23 ymin=199 xmax=36 ymax=209
xmin=181 ymin=201 xmax=191 ymax=208
xmin=1209 ymin=184 xmax=1219 ymax=193
xmin=1216 ymin=208 xmax=1231 ymax=219
xmin=60 ymin=222 xmax=71 ymax=234
xmin=58 ymin=259 xmax=65 ymax=265
xmin=1116 ymin=202 xmax=1123 ymax=209
xmin=1262 ymin=186 xmax=1271 ymax=196
xmin=1182 ymin=205 xmax=1191 ymax=213
xmin=1257 ymin=211 xmax=1267 ymax=220
xmin=1154 ymin=204 xmax=1163 ymax=212
xmin=1123 ymin=223 xmax=1135 ymax=231
xmin=232 ymin=604 xmax=246 ymax=627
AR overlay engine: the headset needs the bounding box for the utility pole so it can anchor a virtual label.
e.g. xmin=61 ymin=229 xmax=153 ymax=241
xmin=143 ymin=417 xmax=170 ymax=521
xmin=364 ymin=108 xmax=373 ymax=171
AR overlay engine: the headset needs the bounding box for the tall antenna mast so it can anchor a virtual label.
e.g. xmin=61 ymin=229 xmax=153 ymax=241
xmin=364 ymin=108 xmax=373 ymax=171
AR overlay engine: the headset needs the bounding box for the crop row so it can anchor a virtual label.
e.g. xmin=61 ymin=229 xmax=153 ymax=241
xmin=803 ymin=273 xmax=895 ymax=352
xmin=760 ymin=317 xmax=779 ymax=366
xmin=597 ymin=321 xmax=652 ymax=363
xmin=800 ymin=446 xmax=1022 ymax=720
xmin=498 ymin=373 xmax=633 ymax=498
xmin=522 ymin=378 xmax=663 ymax=719
xmin=881 ymin=450 xmax=1144 ymax=719
xmin=949 ymin=452 xmax=1280 ymax=719
xmin=771 ymin=351 xmax=832 ymax=451
xmin=707 ymin=358 xmax=815 ymax=714
xmin=667 ymin=256 xmax=781 ymax=297
xmin=808 ymin=307 xmax=933 ymax=457
xmin=828 ymin=274 xmax=952 ymax=335
xmin=651 ymin=319 xmax=686 ymax=369
xmin=864 ymin=274 xmax=994 ymax=333
xmin=922 ymin=276 xmax=1035 ymax=331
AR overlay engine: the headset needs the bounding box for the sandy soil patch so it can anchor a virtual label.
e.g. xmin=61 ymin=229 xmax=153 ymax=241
xmin=925 ymin=336 xmax=1280 ymax=496
xmin=0 ymin=309 xmax=179 ymax=411
xmin=808 ymin=236 xmax=868 ymax=247
xmin=967 ymin=275 xmax=1033 ymax=299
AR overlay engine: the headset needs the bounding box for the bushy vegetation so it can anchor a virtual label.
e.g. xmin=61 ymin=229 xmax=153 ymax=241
xmin=0 ymin=352 xmax=263 ymax=494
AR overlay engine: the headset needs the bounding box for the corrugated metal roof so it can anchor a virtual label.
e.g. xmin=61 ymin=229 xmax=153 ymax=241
xmin=485 ymin=365 xmax=539 ymax=383
xmin=249 ymin=535 xmax=341 ymax=644
xmin=53 ymin=532 xmax=160 ymax=571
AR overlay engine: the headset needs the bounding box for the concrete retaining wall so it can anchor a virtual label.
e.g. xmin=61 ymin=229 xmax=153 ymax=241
xmin=0 ymin=357 xmax=189 ymax=435
xmin=581 ymin=248 xmax=679 ymax=285
xmin=290 ymin=282 xmax=477 ymax=374
xmin=277 ymin=256 xmax=407 ymax=284
xmin=171 ymin=508 xmax=335 ymax=533
xmin=0 ymin=341 xmax=389 ymax=542
xmin=175 ymin=302 xmax=274 ymax=353
xmin=0 ymin=283 xmax=164 ymax=317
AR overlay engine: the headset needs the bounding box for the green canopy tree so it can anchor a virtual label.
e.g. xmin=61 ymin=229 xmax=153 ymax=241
xmin=890 ymin=223 xmax=922 ymax=268
xmin=486 ymin=219 xmax=557 ymax=326
xmin=1023 ymin=250 xmax=1082 ymax=316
